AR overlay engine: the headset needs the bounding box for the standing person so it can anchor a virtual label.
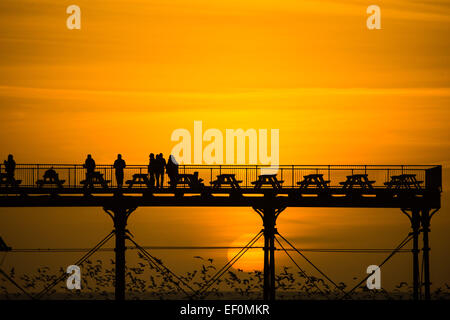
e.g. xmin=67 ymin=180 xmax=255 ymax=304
xmin=148 ymin=153 xmax=156 ymax=187
xmin=159 ymin=153 xmax=167 ymax=188
xmin=155 ymin=154 xmax=162 ymax=188
xmin=113 ymin=154 xmax=126 ymax=188
xmin=166 ymin=155 xmax=179 ymax=186
xmin=84 ymin=154 xmax=96 ymax=174
xmin=83 ymin=154 xmax=96 ymax=188
xmin=3 ymin=154 xmax=16 ymax=184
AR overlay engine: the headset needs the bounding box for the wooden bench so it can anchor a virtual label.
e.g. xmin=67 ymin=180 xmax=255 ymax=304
xmin=36 ymin=169 xmax=65 ymax=188
xmin=297 ymin=174 xmax=330 ymax=190
xmin=171 ymin=172 xmax=204 ymax=189
xmin=210 ymin=174 xmax=242 ymax=190
xmin=385 ymin=174 xmax=423 ymax=190
xmin=80 ymin=172 xmax=110 ymax=189
xmin=251 ymin=174 xmax=283 ymax=190
xmin=36 ymin=178 xmax=65 ymax=188
xmin=126 ymin=173 xmax=152 ymax=188
xmin=340 ymin=174 xmax=375 ymax=190
xmin=0 ymin=173 xmax=21 ymax=187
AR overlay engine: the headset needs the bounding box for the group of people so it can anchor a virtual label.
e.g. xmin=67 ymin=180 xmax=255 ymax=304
xmin=2 ymin=155 xmax=58 ymax=186
xmin=147 ymin=153 xmax=180 ymax=188
xmin=1 ymin=154 xmax=180 ymax=188
xmin=84 ymin=153 xmax=179 ymax=188
xmin=148 ymin=153 xmax=166 ymax=188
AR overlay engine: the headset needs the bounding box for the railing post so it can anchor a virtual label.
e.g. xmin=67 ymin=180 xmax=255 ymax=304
xmin=246 ymin=168 xmax=248 ymax=188
xmin=291 ymin=165 xmax=294 ymax=188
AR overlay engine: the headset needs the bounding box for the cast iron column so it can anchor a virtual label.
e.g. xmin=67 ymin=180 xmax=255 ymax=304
xmin=104 ymin=204 xmax=136 ymax=301
xmin=262 ymin=205 xmax=276 ymax=301
xmin=421 ymin=208 xmax=431 ymax=300
xmin=411 ymin=208 xmax=420 ymax=300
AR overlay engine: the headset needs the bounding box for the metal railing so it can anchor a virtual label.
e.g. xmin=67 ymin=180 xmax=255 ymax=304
xmin=0 ymin=164 xmax=441 ymax=190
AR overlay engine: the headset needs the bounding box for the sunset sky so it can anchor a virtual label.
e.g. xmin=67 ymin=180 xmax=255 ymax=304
xmin=0 ymin=0 xmax=449 ymax=293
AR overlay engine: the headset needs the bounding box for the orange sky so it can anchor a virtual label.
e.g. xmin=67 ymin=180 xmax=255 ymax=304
xmin=0 ymin=0 xmax=449 ymax=293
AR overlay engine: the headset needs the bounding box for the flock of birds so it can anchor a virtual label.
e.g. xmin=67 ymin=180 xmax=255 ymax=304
xmin=1 ymin=254 xmax=449 ymax=300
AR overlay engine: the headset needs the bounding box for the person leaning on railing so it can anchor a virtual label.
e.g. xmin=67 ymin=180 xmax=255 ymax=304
xmin=3 ymin=154 xmax=16 ymax=184
xmin=83 ymin=154 xmax=96 ymax=185
xmin=113 ymin=154 xmax=126 ymax=188
xmin=166 ymin=155 xmax=179 ymax=187
xmin=148 ymin=153 xmax=156 ymax=187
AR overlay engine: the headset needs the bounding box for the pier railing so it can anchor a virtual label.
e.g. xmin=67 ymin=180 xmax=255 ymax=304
xmin=0 ymin=164 xmax=442 ymax=191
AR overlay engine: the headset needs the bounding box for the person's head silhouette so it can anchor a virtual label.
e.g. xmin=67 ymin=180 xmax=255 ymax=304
xmin=87 ymin=154 xmax=92 ymax=159
xmin=7 ymin=154 xmax=13 ymax=161
xmin=150 ymin=153 xmax=155 ymax=159
xmin=117 ymin=154 xmax=122 ymax=159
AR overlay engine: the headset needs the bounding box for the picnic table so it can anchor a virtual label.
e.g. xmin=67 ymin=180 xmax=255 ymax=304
xmin=126 ymin=174 xmax=152 ymax=188
xmin=0 ymin=173 xmax=21 ymax=187
xmin=36 ymin=169 xmax=65 ymax=188
xmin=297 ymin=174 xmax=330 ymax=190
xmin=171 ymin=172 xmax=204 ymax=189
xmin=251 ymin=174 xmax=283 ymax=190
xmin=210 ymin=174 xmax=242 ymax=190
xmin=385 ymin=174 xmax=423 ymax=190
xmin=80 ymin=171 xmax=110 ymax=189
xmin=340 ymin=174 xmax=375 ymax=191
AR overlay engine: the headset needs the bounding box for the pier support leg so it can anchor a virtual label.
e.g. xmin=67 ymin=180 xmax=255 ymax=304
xmin=104 ymin=205 xmax=136 ymax=301
xmin=254 ymin=197 xmax=285 ymax=301
xmin=263 ymin=205 xmax=276 ymax=301
xmin=411 ymin=209 xmax=420 ymax=301
xmin=421 ymin=208 xmax=431 ymax=300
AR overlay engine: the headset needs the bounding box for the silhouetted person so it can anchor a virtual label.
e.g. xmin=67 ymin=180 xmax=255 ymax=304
xmin=84 ymin=154 xmax=96 ymax=174
xmin=166 ymin=155 xmax=179 ymax=187
xmin=3 ymin=154 xmax=16 ymax=184
xmin=158 ymin=153 xmax=167 ymax=188
xmin=43 ymin=167 xmax=58 ymax=182
xmin=114 ymin=154 xmax=126 ymax=188
xmin=83 ymin=154 xmax=96 ymax=188
xmin=155 ymin=154 xmax=161 ymax=188
xmin=148 ymin=153 xmax=156 ymax=187
xmin=155 ymin=153 xmax=166 ymax=188
xmin=43 ymin=167 xmax=63 ymax=188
